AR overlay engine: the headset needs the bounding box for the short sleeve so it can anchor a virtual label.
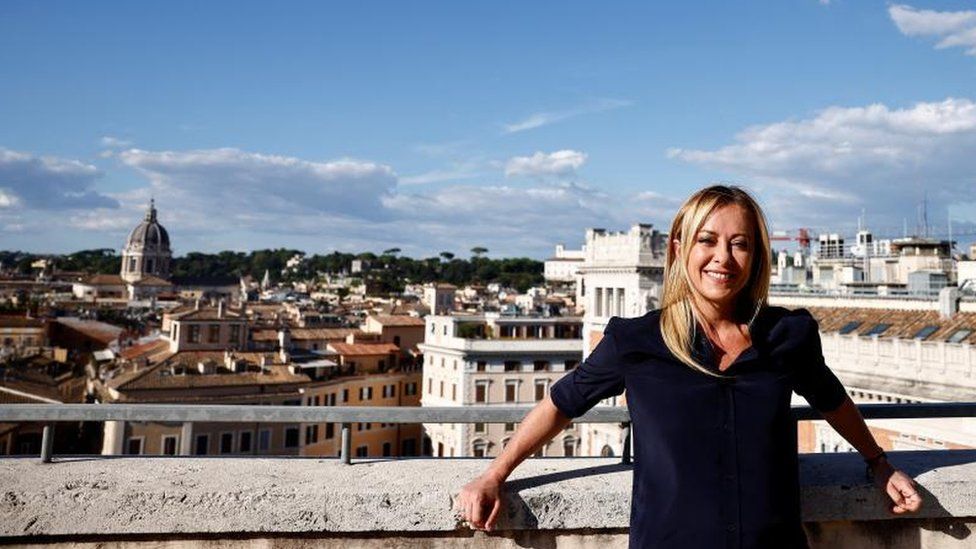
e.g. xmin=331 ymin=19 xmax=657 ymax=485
xmin=791 ymin=311 xmax=847 ymax=413
xmin=549 ymin=317 xmax=625 ymax=418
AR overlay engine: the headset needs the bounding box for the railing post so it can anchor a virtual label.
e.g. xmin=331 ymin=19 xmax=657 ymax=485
xmin=340 ymin=422 xmax=351 ymax=465
xmin=40 ymin=424 xmax=54 ymax=463
xmin=621 ymin=422 xmax=631 ymax=465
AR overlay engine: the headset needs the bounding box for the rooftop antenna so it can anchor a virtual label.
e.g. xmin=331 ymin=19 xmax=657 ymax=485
xmin=948 ymin=214 xmax=954 ymax=255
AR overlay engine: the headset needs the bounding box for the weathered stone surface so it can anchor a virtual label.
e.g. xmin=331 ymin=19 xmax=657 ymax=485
xmin=0 ymin=451 xmax=973 ymax=542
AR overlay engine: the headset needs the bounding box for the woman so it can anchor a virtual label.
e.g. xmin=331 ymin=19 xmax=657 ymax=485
xmin=455 ymin=185 xmax=922 ymax=548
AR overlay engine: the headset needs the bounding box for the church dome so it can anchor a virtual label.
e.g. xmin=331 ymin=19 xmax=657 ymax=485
xmin=126 ymin=199 xmax=171 ymax=250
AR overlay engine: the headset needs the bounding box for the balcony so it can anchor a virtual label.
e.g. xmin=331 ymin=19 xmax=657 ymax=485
xmin=1 ymin=404 xmax=975 ymax=548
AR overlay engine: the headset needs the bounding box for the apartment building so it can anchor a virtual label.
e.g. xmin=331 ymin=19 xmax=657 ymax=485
xmin=419 ymin=313 xmax=583 ymax=458
xmin=576 ymin=223 xmax=667 ymax=456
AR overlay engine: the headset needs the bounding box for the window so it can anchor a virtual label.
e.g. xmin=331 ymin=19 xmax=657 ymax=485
xmin=505 ymin=422 xmax=516 ymax=432
xmin=229 ymin=324 xmax=241 ymax=343
xmin=535 ymin=380 xmax=548 ymax=401
xmin=947 ymin=329 xmax=972 ymax=343
xmin=864 ymin=323 xmax=891 ymax=337
xmin=356 ymin=445 xmax=368 ymax=457
xmin=208 ymin=324 xmax=220 ymax=343
xmin=505 ymin=380 xmax=518 ymax=403
xmin=503 ymin=360 xmax=521 ymax=372
xmin=258 ymin=430 xmax=271 ymax=452
xmin=239 ymin=431 xmax=253 ymax=453
xmin=405 ymin=382 xmax=417 ymax=396
xmin=359 ymin=386 xmax=373 ymax=401
xmin=161 ymin=435 xmax=178 ymax=456
xmin=220 ymin=432 xmax=234 ymax=454
xmin=393 ymin=335 xmax=401 ymax=347
xmin=128 ymin=257 xmax=136 ymax=272
xmin=473 ymin=441 xmax=487 ymax=458
xmin=838 ymin=321 xmax=862 ymax=335
xmin=564 ymin=360 xmax=579 ymax=370
xmin=563 ymin=438 xmax=576 ymax=457
xmin=342 ymin=389 xmax=349 ymax=403
xmin=452 ymin=384 xmax=457 ymax=401
xmin=305 ymin=425 xmax=319 ymax=444
xmin=533 ymin=360 xmax=550 ymax=372
xmin=475 ymin=382 xmax=488 ymax=403
xmin=382 ymin=442 xmax=392 ymax=457
xmin=913 ymin=325 xmax=939 ymax=340
xmin=474 ymin=422 xmax=486 ymax=433
xmin=439 ymin=380 xmax=444 ymax=397
xmin=125 ymin=437 xmax=144 ymax=455
xmin=195 ymin=434 xmax=209 ymax=455
xmin=389 ymin=384 xmax=396 ymax=398
xmin=313 ymin=395 xmax=321 ymax=406
xmin=188 ymin=324 xmax=201 ymax=343
xmin=284 ymin=427 xmax=300 ymax=448
xmin=476 ymin=361 xmax=487 ymax=372
xmin=327 ymin=393 xmax=337 ymax=406
xmin=402 ymin=438 xmax=417 ymax=456
xmin=325 ymin=423 xmax=334 ymax=439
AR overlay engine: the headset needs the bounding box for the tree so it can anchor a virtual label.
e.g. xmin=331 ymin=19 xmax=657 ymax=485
xmin=382 ymin=247 xmax=401 ymax=256
xmin=470 ymin=247 xmax=488 ymax=258
xmin=439 ymin=251 xmax=455 ymax=262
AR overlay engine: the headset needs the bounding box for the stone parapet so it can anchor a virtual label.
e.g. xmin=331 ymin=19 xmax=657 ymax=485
xmin=1 ymin=451 xmax=975 ymax=548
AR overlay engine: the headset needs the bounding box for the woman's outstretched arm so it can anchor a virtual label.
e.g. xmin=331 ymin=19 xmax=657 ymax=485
xmin=820 ymin=395 xmax=923 ymax=514
xmin=455 ymin=396 xmax=572 ymax=531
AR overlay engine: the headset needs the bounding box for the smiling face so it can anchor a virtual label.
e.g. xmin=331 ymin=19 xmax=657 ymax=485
xmin=682 ymin=204 xmax=755 ymax=314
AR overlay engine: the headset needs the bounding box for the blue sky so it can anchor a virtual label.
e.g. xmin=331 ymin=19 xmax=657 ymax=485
xmin=2 ymin=1 xmax=976 ymax=258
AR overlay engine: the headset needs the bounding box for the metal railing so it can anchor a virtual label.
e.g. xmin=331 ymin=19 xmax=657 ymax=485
xmin=1 ymin=402 xmax=975 ymax=465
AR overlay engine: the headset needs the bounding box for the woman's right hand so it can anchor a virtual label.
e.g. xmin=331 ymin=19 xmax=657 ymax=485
xmin=455 ymin=472 xmax=504 ymax=531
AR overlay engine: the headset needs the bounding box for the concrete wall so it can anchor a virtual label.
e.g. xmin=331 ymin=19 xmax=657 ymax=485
xmin=2 ymin=451 xmax=975 ymax=548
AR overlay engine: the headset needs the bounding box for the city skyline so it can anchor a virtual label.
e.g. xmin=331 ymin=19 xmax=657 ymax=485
xmin=3 ymin=1 xmax=976 ymax=258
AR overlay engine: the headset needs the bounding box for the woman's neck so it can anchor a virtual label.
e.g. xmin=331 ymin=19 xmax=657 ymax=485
xmin=691 ymin=296 xmax=738 ymax=328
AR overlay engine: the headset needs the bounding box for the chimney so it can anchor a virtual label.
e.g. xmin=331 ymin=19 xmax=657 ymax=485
xmin=939 ymin=287 xmax=960 ymax=319
xmin=217 ymin=300 xmax=225 ymax=319
xmin=194 ymin=299 xmax=201 ymax=311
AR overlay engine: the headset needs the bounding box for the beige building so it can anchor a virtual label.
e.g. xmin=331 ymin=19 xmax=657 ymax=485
xmin=419 ymin=314 xmax=583 ymax=458
xmin=0 ymin=316 xmax=46 ymax=359
xmin=162 ymin=303 xmax=247 ymax=353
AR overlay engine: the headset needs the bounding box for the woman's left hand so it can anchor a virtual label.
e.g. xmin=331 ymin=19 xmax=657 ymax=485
xmin=872 ymin=462 xmax=923 ymax=515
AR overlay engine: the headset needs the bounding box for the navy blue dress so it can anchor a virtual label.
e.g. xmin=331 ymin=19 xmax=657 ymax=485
xmin=549 ymin=307 xmax=847 ymax=549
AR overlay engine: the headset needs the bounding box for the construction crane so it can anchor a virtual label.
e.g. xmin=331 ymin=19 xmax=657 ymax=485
xmin=769 ymin=228 xmax=813 ymax=252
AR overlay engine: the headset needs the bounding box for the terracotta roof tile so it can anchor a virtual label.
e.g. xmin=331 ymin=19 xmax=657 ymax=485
xmin=328 ymin=342 xmax=399 ymax=356
xmin=369 ymin=315 xmax=426 ymax=327
xmin=805 ymin=306 xmax=976 ymax=344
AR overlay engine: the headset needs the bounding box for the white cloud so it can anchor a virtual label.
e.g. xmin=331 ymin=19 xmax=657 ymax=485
xmin=400 ymin=168 xmax=482 ymax=185
xmin=505 ymin=150 xmax=588 ymax=178
xmin=503 ymin=98 xmax=633 ymax=134
xmin=889 ymin=4 xmax=976 ymax=55
xmin=668 ymin=98 xmax=976 ymax=230
xmin=100 ymin=136 xmax=133 ymax=149
xmin=117 ymin=148 xmax=397 ymax=220
xmin=0 ymin=148 xmax=118 ymax=210
xmin=10 ymin=144 xmax=685 ymax=257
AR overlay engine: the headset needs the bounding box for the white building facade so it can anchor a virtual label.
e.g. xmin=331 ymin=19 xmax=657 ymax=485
xmin=418 ymin=314 xmax=583 ymax=458
xmin=576 ymin=223 xmax=668 ymax=457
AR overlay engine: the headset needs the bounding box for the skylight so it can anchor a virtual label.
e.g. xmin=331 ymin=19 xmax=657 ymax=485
xmin=838 ymin=321 xmax=862 ymax=335
xmin=912 ymin=325 xmax=939 ymax=340
xmin=947 ymin=329 xmax=972 ymax=344
xmin=864 ymin=323 xmax=891 ymax=337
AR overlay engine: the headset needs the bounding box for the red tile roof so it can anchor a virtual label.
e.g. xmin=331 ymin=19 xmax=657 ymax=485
xmin=369 ymin=315 xmax=426 ymax=327
xmin=328 ymin=342 xmax=399 ymax=356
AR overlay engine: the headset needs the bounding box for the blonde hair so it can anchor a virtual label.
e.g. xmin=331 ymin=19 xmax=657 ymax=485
xmin=660 ymin=185 xmax=771 ymax=376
